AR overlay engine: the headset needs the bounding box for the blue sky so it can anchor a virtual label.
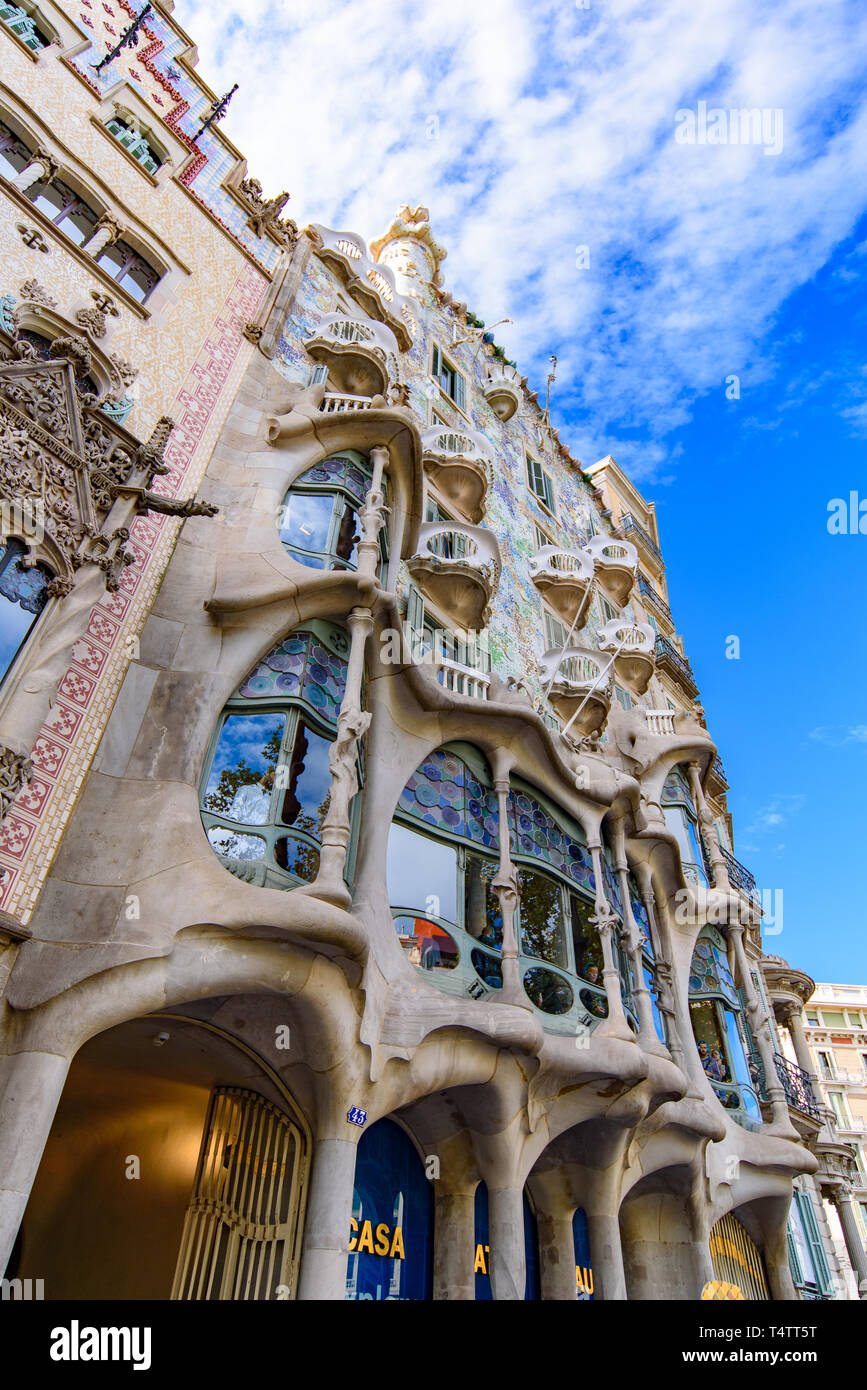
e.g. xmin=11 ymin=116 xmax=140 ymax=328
xmin=176 ymin=0 xmax=867 ymax=982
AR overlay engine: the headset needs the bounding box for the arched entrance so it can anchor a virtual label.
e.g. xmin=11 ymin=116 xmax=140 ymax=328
xmin=708 ymin=1212 xmax=770 ymax=1300
xmin=10 ymin=1010 xmax=310 ymax=1300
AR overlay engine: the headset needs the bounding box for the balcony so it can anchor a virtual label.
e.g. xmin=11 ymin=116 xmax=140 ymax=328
xmin=637 ymin=572 xmax=673 ymax=624
xmin=597 ymin=619 xmax=655 ymax=696
xmin=421 ymin=426 xmax=494 ymax=524
xmin=307 ymin=225 xmax=418 ymax=349
xmin=539 ymin=647 xmax=612 ymax=736
xmin=319 ymin=391 xmax=377 ymax=414
xmin=619 ymin=512 xmax=664 ymax=567
xmin=720 ymin=846 xmax=760 ymax=905
xmin=407 ymin=523 xmax=501 ymax=630
xmin=585 ymin=535 xmax=638 ymax=606
xmin=530 ymin=545 xmax=594 ymax=627
xmin=483 ymin=362 xmax=522 ymax=421
xmin=305 ymin=313 xmax=399 ymax=397
xmin=707 ymin=754 xmax=729 ymax=792
xmin=644 ymin=708 xmax=675 ymax=736
xmin=654 ymin=635 xmax=699 ymax=698
xmin=774 ymin=1053 xmax=822 ymax=1121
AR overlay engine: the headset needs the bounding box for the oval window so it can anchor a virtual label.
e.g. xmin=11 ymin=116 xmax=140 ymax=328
xmin=393 ymin=915 xmax=459 ymax=971
xmin=579 ymin=987 xmax=608 ymax=1019
xmin=524 ymin=967 xmax=574 ymax=1015
xmin=471 ymin=949 xmax=503 ymax=990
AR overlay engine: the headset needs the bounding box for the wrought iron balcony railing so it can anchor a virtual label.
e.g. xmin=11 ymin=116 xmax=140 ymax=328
xmin=637 ymin=572 xmax=673 ymax=623
xmin=709 ymin=754 xmax=729 ymax=789
xmin=654 ymin=635 xmax=699 ymax=697
xmin=774 ymin=1053 xmax=822 ymax=1120
xmin=620 ymin=512 xmax=664 ymax=564
xmin=719 ymin=845 xmax=759 ymax=902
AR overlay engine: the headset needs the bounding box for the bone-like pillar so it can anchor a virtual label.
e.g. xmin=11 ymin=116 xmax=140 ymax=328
xmin=297 ymin=1133 xmax=359 ymax=1300
xmin=612 ymin=824 xmax=668 ymax=1057
xmin=686 ymin=760 xmax=728 ymax=889
xmin=587 ymin=840 xmax=632 ymax=1041
xmin=432 ymin=1187 xmax=476 ymax=1300
xmin=0 ymin=1048 xmax=70 ymax=1275
xmin=490 ymin=747 xmax=526 ymax=1007
xmin=488 ymin=1184 xmax=527 ymax=1300
xmin=536 ymin=1203 xmax=578 ymax=1300
xmin=585 ymin=1206 xmax=627 ymax=1300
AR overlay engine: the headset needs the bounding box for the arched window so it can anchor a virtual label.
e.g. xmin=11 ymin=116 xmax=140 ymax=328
xmin=345 ymin=1119 xmax=433 ymax=1301
xmin=279 ymin=452 xmax=386 ymax=576
xmin=688 ymin=926 xmax=762 ymax=1129
xmin=26 ymin=176 xmax=100 ymax=246
xmin=387 ymin=746 xmax=635 ymax=1030
xmin=200 ymin=622 xmax=354 ymax=888
xmin=0 ymin=538 xmax=52 ymax=686
xmin=662 ymin=764 xmax=708 ymax=884
xmin=95 ymin=237 xmax=162 ymax=303
xmin=0 ymin=117 xmax=32 ymax=177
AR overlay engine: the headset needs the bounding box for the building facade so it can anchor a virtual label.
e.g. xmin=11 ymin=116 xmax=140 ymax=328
xmin=0 ymin=0 xmax=858 ymax=1303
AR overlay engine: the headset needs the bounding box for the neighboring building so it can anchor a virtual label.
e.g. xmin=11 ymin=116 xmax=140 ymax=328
xmin=762 ymin=961 xmax=867 ymax=1299
xmin=0 ymin=0 xmax=849 ymax=1303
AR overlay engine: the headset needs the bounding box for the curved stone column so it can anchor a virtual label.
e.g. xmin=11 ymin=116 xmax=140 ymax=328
xmin=297 ymin=1134 xmax=359 ymax=1301
xmin=0 ymin=1047 xmax=70 ymax=1274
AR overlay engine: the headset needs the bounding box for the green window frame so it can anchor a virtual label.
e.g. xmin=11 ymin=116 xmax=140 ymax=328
xmin=279 ymin=451 xmax=387 ymax=578
xmin=788 ymin=1191 xmax=832 ymax=1297
xmin=527 ymin=455 xmax=555 ymax=515
xmin=105 ymin=116 xmax=163 ymax=174
xmin=431 ymin=343 xmax=466 ymax=411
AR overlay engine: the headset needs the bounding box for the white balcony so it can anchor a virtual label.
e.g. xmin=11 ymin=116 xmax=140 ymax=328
xmin=421 ymin=426 xmax=494 ymax=524
xmin=530 ymin=545 xmax=594 ymax=627
xmin=483 ymin=362 xmax=522 ymax=421
xmin=319 ymin=391 xmax=376 ymax=414
xmin=585 ymin=535 xmax=638 ymax=606
xmin=407 ymin=522 xmax=501 ymax=630
xmin=307 ymin=224 xmax=418 ymax=350
xmin=539 ymin=646 xmax=612 ymax=736
xmin=434 ymin=656 xmax=491 ymax=700
xmin=597 ymin=619 xmax=655 ymax=695
xmin=644 ymin=708 xmax=676 ymax=736
xmin=305 ymin=313 xmax=398 ymax=397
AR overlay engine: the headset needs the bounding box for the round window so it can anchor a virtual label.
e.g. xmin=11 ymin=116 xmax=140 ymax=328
xmin=524 ymin=967 xmax=574 ymax=1015
xmin=393 ymin=915 xmax=459 ymax=971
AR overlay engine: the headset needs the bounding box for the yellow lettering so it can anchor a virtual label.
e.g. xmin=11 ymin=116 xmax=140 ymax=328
xmin=375 ymin=1223 xmax=390 ymax=1256
xmin=474 ymin=1243 xmax=487 ymax=1275
xmin=389 ymin=1226 xmax=405 ymax=1260
xmin=575 ymin=1265 xmax=593 ymax=1295
xmin=348 ymin=1217 xmax=358 ymax=1252
xmin=357 ymin=1220 xmax=375 ymax=1254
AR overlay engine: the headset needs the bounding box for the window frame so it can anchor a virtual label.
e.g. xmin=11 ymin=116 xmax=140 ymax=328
xmin=431 ymin=342 xmax=467 ymax=412
xmin=280 ymin=452 xmax=386 ymax=578
xmin=526 ymin=454 xmax=556 ymax=516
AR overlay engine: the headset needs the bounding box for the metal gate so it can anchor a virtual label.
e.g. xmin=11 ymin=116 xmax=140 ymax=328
xmin=709 ymin=1212 xmax=770 ymax=1300
xmin=171 ymin=1086 xmax=305 ymax=1300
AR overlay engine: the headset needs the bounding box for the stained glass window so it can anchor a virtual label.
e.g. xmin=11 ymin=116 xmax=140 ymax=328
xmin=279 ymin=453 xmax=385 ymax=576
xmin=689 ymin=929 xmax=761 ymax=1127
xmin=398 ymin=749 xmax=498 ymax=849
xmin=201 ymin=623 xmax=353 ymax=889
xmin=508 ymin=784 xmax=594 ymax=891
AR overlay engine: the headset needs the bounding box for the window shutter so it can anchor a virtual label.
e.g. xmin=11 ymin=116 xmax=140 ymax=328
xmin=453 ymin=370 xmax=466 ymax=412
xmin=799 ymin=1193 xmax=832 ymax=1295
xmin=308 ymin=363 xmax=329 ymax=386
xmin=542 ymin=470 xmax=555 ymax=513
xmin=432 ymin=343 xmax=442 ymax=383
xmin=786 ymin=1223 xmax=804 ymax=1287
xmin=405 ymin=585 xmax=425 ymax=662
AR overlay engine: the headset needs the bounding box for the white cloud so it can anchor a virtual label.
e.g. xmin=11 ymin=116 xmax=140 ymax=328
xmin=744 ymin=794 xmax=805 ymax=836
xmin=808 ymin=724 xmax=867 ymax=746
xmin=175 ymin=0 xmax=867 ymax=479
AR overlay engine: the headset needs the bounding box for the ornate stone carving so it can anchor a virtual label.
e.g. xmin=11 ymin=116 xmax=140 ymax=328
xmin=0 ymin=746 xmax=33 ymax=820
xmin=19 ymin=279 xmax=57 ymax=308
xmin=16 ymin=224 xmax=50 ymax=254
xmin=242 ymin=323 xmax=264 ymax=345
xmin=109 ymin=351 xmax=138 ymax=388
xmin=237 ymin=177 xmax=298 ymax=248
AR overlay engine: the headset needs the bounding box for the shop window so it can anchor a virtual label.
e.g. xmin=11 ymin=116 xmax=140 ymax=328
xmin=26 ymin=176 xmax=100 ymax=246
xmin=573 ymin=1208 xmax=594 ymax=1299
xmin=346 ymin=1119 xmax=433 ymax=1301
xmin=95 ymin=237 xmax=161 ymax=303
xmin=689 ymin=927 xmax=761 ymax=1128
xmin=200 ymin=622 xmax=353 ymax=888
xmin=709 ymin=1213 xmax=769 ymax=1300
xmin=279 ymin=452 xmax=385 ymax=576
xmin=473 ymin=1183 xmax=539 ymax=1301
xmin=0 ymin=538 xmax=52 ymax=686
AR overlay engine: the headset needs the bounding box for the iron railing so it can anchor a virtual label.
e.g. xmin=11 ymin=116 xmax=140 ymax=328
xmin=620 ymin=513 xmax=663 ymax=564
xmin=719 ymin=845 xmax=759 ymax=902
xmin=709 ymin=754 xmax=729 ymax=788
xmin=654 ymin=635 xmax=699 ymax=697
xmin=637 ymin=572 xmax=673 ymax=622
xmin=774 ymin=1053 xmax=822 ymax=1120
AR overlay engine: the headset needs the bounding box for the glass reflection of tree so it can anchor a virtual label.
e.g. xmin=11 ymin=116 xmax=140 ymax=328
xmin=519 ymin=870 xmax=566 ymax=967
xmin=204 ymin=724 xmax=282 ymax=814
xmin=464 ymin=852 xmax=503 ymax=949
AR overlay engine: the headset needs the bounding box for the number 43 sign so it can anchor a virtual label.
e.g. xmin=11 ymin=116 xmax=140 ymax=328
xmin=347 ymin=1106 xmax=367 ymax=1127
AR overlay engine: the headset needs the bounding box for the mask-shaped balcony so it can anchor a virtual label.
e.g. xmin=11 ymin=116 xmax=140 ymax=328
xmin=530 ymin=545 xmax=594 ymax=627
xmin=483 ymin=362 xmax=522 ymax=421
xmin=597 ymin=619 xmax=655 ymax=695
xmin=539 ymin=647 xmax=612 ymax=736
xmin=305 ymin=313 xmax=399 ymax=398
xmin=407 ymin=522 xmax=501 ymax=630
xmin=585 ymin=535 xmax=638 ymax=606
xmin=421 ymin=426 xmax=494 ymax=524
